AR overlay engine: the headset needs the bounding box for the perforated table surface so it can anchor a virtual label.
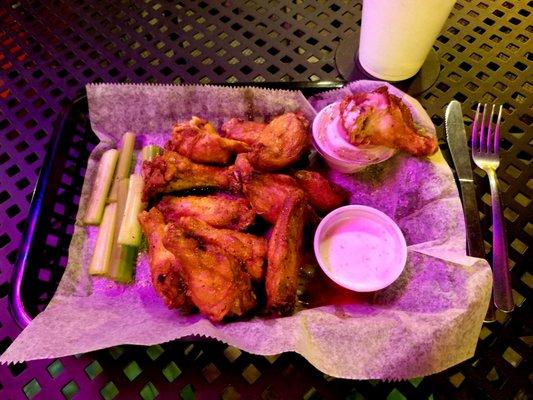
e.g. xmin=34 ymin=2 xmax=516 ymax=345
xmin=0 ymin=1 xmax=531 ymax=399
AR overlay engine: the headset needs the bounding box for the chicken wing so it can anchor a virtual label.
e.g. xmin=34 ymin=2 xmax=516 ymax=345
xmin=265 ymin=192 xmax=306 ymax=314
xmin=157 ymin=194 xmax=255 ymax=231
xmin=221 ymin=118 xmax=267 ymax=145
xmin=166 ymin=117 xmax=250 ymax=164
xmin=228 ymin=153 xmax=255 ymax=192
xmin=138 ymin=208 xmax=188 ymax=309
xmin=247 ymin=112 xmax=310 ymax=171
xmin=241 ymin=171 xmax=304 ymax=224
xmin=339 ymin=87 xmax=438 ymax=157
xmin=232 ymin=154 xmax=317 ymax=225
xmin=163 ymin=223 xmax=256 ymax=322
xmin=142 ymin=150 xmax=232 ymax=200
xmin=293 ymin=170 xmax=348 ymax=213
xmin=176 ymin=217 xmax=267 ymax=281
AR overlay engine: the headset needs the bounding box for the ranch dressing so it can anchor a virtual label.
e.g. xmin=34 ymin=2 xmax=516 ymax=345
xmin=319 ymin=217 xmax=400 ymax=290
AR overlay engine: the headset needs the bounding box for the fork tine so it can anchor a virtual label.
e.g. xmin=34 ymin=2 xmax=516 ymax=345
xmin=487 ymin=104 xmax=495 ymax=153
xmin=494 ymin=104 xmax=503 ymax=154
xmin=479 ymin=104 xmax=487 ymax=153
xmin=471 ymin=103 xmax=481 ymax=151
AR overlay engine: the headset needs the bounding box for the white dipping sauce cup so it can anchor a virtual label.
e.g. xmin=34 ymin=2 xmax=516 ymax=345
xmin=314 ymin=205 xmax=407 ymax=292
xmin=311 ymin=101 xmax=396 ymax=173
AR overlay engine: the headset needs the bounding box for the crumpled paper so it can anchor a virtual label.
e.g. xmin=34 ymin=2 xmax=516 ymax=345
xmin=1 ymin=82 xmax=492 ymax=380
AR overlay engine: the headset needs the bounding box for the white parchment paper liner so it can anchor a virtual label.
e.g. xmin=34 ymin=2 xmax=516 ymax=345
xmin=1 ymin=83 xmax=492 ymax=380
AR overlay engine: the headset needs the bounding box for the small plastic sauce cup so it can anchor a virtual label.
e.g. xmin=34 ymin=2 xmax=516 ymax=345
xmin=311 ymin=102 xmax=395 ymax=173
xmin=313 ymin=205 xmax=407 ymax=292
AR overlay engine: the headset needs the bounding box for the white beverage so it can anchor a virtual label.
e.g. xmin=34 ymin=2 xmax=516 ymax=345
xmin=359 ymin=0 xmax=456 ymax=81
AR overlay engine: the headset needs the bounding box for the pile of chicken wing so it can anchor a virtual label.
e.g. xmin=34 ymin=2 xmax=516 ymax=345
xmin=139 ymin=113 xmax=348 ymax=322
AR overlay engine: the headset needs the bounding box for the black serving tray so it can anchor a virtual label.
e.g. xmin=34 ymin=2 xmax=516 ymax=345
xmin=9 ymin=81 xmax=345 ymax=328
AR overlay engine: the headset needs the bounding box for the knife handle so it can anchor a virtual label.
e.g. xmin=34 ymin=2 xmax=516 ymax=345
xmin=459 ymin=180 xmax=485 ymax=258
xmin=459 ymin=180 xmax=496 ymax=323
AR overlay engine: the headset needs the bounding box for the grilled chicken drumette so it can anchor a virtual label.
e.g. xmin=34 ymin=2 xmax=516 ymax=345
xmin=339 ymin=87 xmax=437 ymax=157
xmin=157 ymin=194 xmax=255 ymax=231
xmin=138 ymin=208 xmax=189 ymax=309
xmin=265 ymin=192 xmax=306 ymax=314
xmin=163 ymin=223 xmax=256 ymax=322
xmin=142 ymin=150 xmax=232 ymax=200
xmin=166 ymin=117 xmax=250 ymax=164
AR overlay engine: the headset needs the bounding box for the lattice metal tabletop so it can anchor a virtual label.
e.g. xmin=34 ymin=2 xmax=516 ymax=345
xmin=0 ymin=0 xmax=531 ymax=399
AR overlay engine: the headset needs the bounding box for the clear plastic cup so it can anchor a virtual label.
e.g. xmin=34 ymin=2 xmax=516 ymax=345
xmin=314 ymin=205 xmax=407 ymax=292
xmin=311 ymin=101 xmax=396 ymax=174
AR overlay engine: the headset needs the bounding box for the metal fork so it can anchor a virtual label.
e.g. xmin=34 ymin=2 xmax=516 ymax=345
xmin=471 ymin=103 xmax=514 ymax=312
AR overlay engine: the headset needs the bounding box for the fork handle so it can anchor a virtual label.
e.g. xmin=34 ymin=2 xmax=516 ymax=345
xmin=459 ymin=180 xmax=496 ymax=322
xmin=487 ymin=169 xmax=514 ymax=312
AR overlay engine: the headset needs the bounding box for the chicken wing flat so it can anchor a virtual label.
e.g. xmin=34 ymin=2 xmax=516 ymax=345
xmin=232 ymin=154 xmax=317 ymax=225
xmin=242 ymin=172 xmax=304 ymax=224
xmin=163 ymin=223 xmax=256 ymax=322
xmin=176 ymin=217 xmax=267 ymax=281
xmin=138 ymin=208 xmax=188 ymax=309
xmin=247 ymin=112 xmax=310 ymax=171
xmin=221 ymin=118 xmax=267 ymax=145
xmin=339 ymin=87 xmax=438 ymax=157
xmin=157 ymin=194 xmax=255 ymax=231
xmin=166 ymin=117 xmax=250 ymax=164
xmin=265 ymin=192 xmax=306 ymax=314
xmin=293 ymin=170 xmax=348 ymax=213
xmin=142 ymin=150 xmax=232 ymax=200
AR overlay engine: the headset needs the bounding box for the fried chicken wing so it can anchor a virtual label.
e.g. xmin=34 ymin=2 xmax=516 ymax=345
xmin=232 ymin=154 xmax=318 ymax=225
xmin=339 ymin=87 xmax=437 ymax=157
xmin=142 ymin=150 xmax=232 ymax=200
xmin=176 ymin=217 xmax=267 ymax=281
xmin=228 ymin=153 xmax=254 ymax=192
xmin=138 ymin=208 xmax=188 ymax=309
xmin=221 ymin=118 xmax=267 ymax=145
xmin=163 ymin=223 xmax=256 ymax=322
xmin=293 ymin=170 xmax=348 ymax=213
xmin=247 ymin=112 xmax=310 ymax=171
xmin=265 ymin=192 xmax=306 ymax=314
xmin=241 ymin=171 xmax=304 ymax=224
xmin=166 ymin=117 xmax=250 ymax=164
xmin=157 ymin=194 xmax=255 ymax=231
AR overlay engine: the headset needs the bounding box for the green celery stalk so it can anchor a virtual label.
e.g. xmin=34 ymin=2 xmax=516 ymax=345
xmin=141 ymin=145 xmax=161 ymax=162
xmin=117 ymin=174 xmax=144 ymax=247
xmin=107 ymin=178 xmax=136 ymax=283
xmin=88 ymin=202 xmax=117 ymax=275
xmin=108 ymin=132 xmax=136 ymax=203
xmin=84 ymin=149 xmax=119 ymax=225
xmin=116 ymin=146 xmax=159 ymax=247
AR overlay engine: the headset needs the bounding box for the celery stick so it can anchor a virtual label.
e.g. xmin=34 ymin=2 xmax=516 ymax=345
xmin=88 ymin=203 xmax=117 ymax=275
xmin=117 ymin=174 xmax=144 ymax=247
xmin=108 ymin=132 xmax=136 ymax=203
xmin=115 ymin=147 xmax=158 ymax=247
xmin=107 ymin=178 xmax=136 ymax=283
xmin=141 ymin=145 xmax=161 ymax=162
xmin=108 ymin=243 xmax=136 ymax=283
xmin=84 ymin=149 xmax=119 ymax=225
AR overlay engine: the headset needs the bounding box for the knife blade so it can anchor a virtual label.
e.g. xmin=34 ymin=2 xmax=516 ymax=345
xmin=214 ymin=81 xmax=346 ymax=91
xmin=445 ymin=100 xmax=495 ymax=322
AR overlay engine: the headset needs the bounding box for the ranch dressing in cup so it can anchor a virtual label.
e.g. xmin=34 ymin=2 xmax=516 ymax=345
xmin=314 ymin=205 xmax=407 ymax=292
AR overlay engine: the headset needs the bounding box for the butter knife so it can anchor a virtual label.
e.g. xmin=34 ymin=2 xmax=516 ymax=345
xmin=445 ymin=100 xmax=495 ymax=322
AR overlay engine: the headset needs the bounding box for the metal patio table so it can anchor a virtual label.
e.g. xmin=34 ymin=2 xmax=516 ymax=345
xmin=0 ymin=1 xmax=530 ymax=399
